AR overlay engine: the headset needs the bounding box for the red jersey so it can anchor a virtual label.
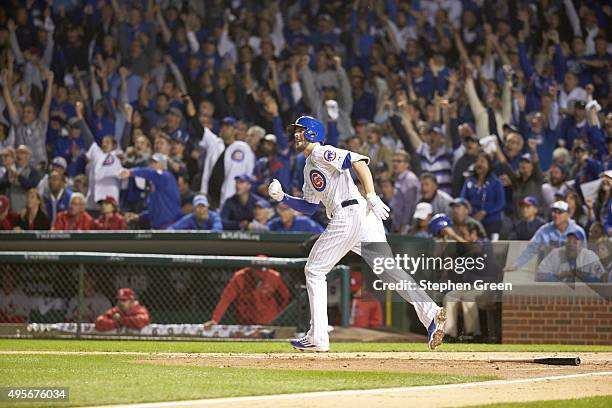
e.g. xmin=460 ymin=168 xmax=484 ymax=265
xmin=212 ymin=268 xmax=290 ymax=325
xmin=0 ymin=211 xmax=18 ymax=230
xmin=93 ymin=213 xmax=128 ymax=230
xmin=95 ymin=302 xmax=151 ymax=331
xmin=342 ymin=292 xmax=383 ymax=328
xmin=53 ymin=211 xmax=94 ymax=231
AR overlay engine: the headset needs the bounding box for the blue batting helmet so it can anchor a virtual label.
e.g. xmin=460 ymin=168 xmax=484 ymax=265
xmin=428 ymin=213 xmax=452 ymax=236
xmin=292 ymin=115 xmax=325 ymax=143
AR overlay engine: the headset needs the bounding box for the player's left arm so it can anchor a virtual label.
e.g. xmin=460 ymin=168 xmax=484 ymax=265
xmin=352 ymin=160 xmax=375 ymax=195
xmin=353 ymin=160 xmax=390 ymax=221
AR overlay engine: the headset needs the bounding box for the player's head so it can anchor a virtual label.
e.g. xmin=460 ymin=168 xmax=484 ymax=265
xmin=220 ymin=116 xmax=238 ymax=143
xmin=68 ymin=192 xmax=86 ymax=216
xmin=116 ymin=288 xmax=137 ymax=313
xmin=288 ymin=116 xmax=325 ymax=151
xmin=192 ymin=195 xmax=210 ymax=221
xmin=550 ymin=201 xmax=570 ymax=228
xmin=259 ymin=134 xmax=277 ymax=156
xmin=234 ymin=174 xmax=254 ymax=196
xmin=565 ymin=230 xmax=584 ymax=259
xmin=101 ymin=134 xmax=116 ymax=153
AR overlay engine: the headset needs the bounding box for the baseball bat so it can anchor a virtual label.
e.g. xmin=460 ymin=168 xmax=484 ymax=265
xmin=488 ymin=357 xmax=581 ymax=366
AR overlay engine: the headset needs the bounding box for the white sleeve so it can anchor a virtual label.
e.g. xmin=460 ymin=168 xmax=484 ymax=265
xmin=271 ymin=11 xmax=285 ymax=57
xmin=244 ymin=145 xmax=255 ymax=175
xmin=218 ymin=27 xmax=236 ymax=60
xmin=386 ymin=20 xmax=405 ymax=51
xmin=562 ymin=0 xmax=582 ymax=37
xmin=86 ymin=143 xmax=102 ymax=161
xmin=290 ymin=81 xmax=302 ymax=104
xmin=186 ymin=30 xmax=200 ymax=53
xmin=200 ymin=127 xmax=225 ymax=193
xmin=311 ymin=146 xmax=369 ymax=172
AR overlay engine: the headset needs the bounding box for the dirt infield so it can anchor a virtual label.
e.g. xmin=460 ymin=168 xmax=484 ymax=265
xmin=136 ymin=351 xmax=612 ymax=380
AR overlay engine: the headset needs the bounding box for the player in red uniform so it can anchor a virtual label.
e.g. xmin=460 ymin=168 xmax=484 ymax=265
xmin=95 ymin=288 xmax=150 ymax=331
xmin=347 ymin=272 xmax=383 ymax=328
xmin=204 ymin=265 xmax=290 ymax=326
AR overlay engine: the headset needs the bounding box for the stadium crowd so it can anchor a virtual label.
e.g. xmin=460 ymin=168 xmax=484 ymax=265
xmin=0 ymin=0 xmax=610 ymax=243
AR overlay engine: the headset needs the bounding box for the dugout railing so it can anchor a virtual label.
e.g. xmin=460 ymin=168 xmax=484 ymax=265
xmin=0 ymin=252 xmax=350 ymax=340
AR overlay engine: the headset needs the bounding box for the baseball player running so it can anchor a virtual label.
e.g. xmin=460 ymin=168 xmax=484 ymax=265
xmin=268 ymin=116 xmax=446 ymax=352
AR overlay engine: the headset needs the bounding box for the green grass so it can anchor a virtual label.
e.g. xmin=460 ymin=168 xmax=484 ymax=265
xmin=469 ymin=395 xmax=612 ymax=407
xmin=0 ymin=354 xmax=493 ymax=407
xmin=2 ymin=339 xmax=612 ymax=353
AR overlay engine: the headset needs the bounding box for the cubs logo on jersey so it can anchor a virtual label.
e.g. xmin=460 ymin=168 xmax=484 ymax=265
xmin=231 ymin=150 xmax=245 ymax=162
xmin=310 ymin=170 xmax=326 ymax=192
xmin=323 ymin=150 xmax=337 ymax=162
xmin=103 ymin=154 xmax=115 ymax=166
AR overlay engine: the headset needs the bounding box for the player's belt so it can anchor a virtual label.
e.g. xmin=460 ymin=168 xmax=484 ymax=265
xmin=341 ymin=199 xmax=359 ymax=208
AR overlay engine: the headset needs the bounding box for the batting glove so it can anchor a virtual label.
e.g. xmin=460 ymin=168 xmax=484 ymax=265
xmin=268 ymin=179 xmax=285 ymax=202
xmin=366 ymin=192 xmax=390 ymax=221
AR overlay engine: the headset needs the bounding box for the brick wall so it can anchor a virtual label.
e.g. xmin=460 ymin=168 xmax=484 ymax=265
xmin=502 ymin=295 xmax=612 ymax=345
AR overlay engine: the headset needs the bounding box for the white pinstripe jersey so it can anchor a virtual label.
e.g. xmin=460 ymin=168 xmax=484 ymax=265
xmin=303 ymin=145 xmax=369 ymax=219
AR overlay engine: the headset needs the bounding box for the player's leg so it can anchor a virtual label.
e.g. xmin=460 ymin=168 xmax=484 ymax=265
xmin=353 ymin=209 xmax=445 ymax=348
xmin=294 ymin=207 xmax=363 ymax=351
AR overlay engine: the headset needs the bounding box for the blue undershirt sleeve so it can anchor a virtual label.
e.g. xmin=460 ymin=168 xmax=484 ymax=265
xmin=281 ymin=194 xmax=319 ymax=216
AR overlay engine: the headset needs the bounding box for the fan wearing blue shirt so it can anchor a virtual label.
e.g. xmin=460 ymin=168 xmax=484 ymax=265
xmin=119 ymin=153 xmax=182 ymax=229
xmin=505 ymin=200 xmax=587 ymax=272
xmin=168 ymin=195 xmax=222 ymax=231
xmin=267 ymin=202 xmax=324 ymax=233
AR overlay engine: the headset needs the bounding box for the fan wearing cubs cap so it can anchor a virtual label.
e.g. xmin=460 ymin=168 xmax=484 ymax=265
xmin=269 ymin=115 xmax=447 ymax=352
xmin=505 ymin=200 xmax=587 ymax=272
xmin=168 ymin=195 xmax=223 ymax=231
xmin=535 ymin=229 xmax=606 ymax=283
xmin=220 ymin=174 xmax=260 ymax=231
xmin=507 ymin=196 xmax=546 ymax=240
xmin=428 ymin=213 xmax=466 ymax=242
xmin=94 ymin=288 xmax=151 ymax=331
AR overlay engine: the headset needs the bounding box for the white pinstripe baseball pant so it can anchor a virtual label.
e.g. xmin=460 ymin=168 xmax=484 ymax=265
xmin=304 ymin=201 xmax=441 ymax=347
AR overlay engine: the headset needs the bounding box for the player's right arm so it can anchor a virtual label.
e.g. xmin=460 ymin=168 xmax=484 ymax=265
xmin=268 ymin=179 xmax=319 ymax=215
